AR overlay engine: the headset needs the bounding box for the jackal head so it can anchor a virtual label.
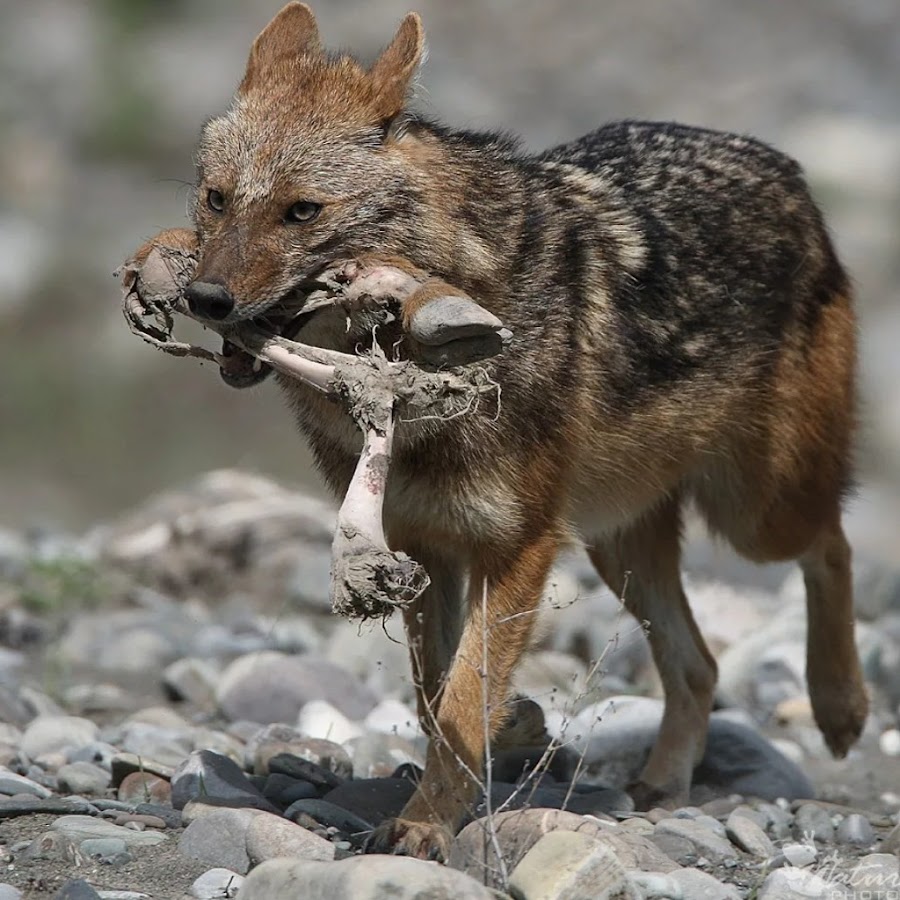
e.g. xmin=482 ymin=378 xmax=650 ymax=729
xmin=185 ymin=2 xmax=426 ymax=382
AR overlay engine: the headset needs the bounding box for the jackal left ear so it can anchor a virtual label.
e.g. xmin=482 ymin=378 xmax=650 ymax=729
xmin=369 ymin=13 xmax=425 ymax=123
xmin=242 ymin=2 xmax=322 ymax=89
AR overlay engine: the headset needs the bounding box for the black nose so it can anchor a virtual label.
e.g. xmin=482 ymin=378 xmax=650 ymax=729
xmin=184 ymin=280 xmax=235 ymax=321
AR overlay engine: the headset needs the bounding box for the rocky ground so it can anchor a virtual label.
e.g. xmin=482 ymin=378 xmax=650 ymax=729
xmin=2 ymin=470 xmax=900 ymax=898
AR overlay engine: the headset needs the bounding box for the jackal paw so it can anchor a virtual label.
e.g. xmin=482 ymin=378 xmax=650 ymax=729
xmin=364 ymin=817 xmax=452 ymax=862
xmin=811 ymin=682 xmax=868 ymax=758
xmin=627 ymin=779 xmax=688 ymax=812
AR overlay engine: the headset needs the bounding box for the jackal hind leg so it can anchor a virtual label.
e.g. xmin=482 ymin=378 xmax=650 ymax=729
xmin=587 ymin=497 xmax=717 ymax=808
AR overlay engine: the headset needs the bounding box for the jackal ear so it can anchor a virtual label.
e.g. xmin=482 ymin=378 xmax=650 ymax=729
xmin=369 ymin=13 xmax=425 ymax=122
xmin=243 ymin=2 xmax=322 ymax=88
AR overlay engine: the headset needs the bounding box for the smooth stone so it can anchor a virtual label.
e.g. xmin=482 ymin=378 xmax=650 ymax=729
xmin=52 ymin=881 xmax=102 ymax=900
xmin=265 ymin=752 xmax=344 ymax=792
xmin=117 ymin=772 xmax=171 ymax=805
xmin=68 ymin=742 xmax=119 ymax=770
xmin=362 ymin=699 xmax=419 ymax=740
xmin=57 ymin=761 xmax=110 ymax=795
xmin=79 ymin=838 xmax=129 ymax=862
xmin=653 ymin=819 xmax=738 ymax=863
xmin=0 ymin=885 xmax=22 ymax=900
xmin=757 ymin=868 xmax=833 ymax=900
xmin=261 ymin=773 xmax=318 ymax=807
xmin=320 ymin=778 xmax=413 ymax=827
xmin=17 ymin=831 xmax=81 ymax=863
xmin=283 ymin=798 xmax=374 ymax=834
xmin=163 ymin=657 xmax=219 ymax=706
xmin=51 ymin=815 xmax=167 ymax=847
xmin=780 ymin=843 xmax=817 ymax=867
xmin=245 ymin=812 xmax=335 ymax=865
xmin=0 ymin=769 xmax=52 ymax=799
xmin=216 ymin=652 xmax=377 ymax=724
xmin=191 ymin=868 xmax=244 ymax=900
xmin=835 ymin=812 xmax=875 ymax=846
xmin=508 ymin=830 xmax=639 ymax=900
xmin=670 ymin=868 xmax=742 ymax=900
xmin=344 ymin=733 xmax=425 ymax=779
xmin=235 ymin=855 xmax=496 ymax=899
xmin=119 ymin=722 xmax=194 ymax=769
xmin=178 ymin=808 xmax=262 ymax=875
xmin=255 ymin=732 xmax=352 ymax=781
xmin=725 ymin=810 xmax=774 ymax=857
xmin=628 ymin=872 xmax=683 ymax=899
xmin=0 ymin=797 xmax=95 ymax=818
xmin=171 ymin=750 xmax=277 ymax=813
xmin=792 ymin=803 xmax=835 ymax=843
xmin=848 ymin=854 xmax=900 ymax=893
xmin=296 ymin=701 xmax=364 ymax=746
xmin=110 ymin=753 xmax=174 ymax=786
xmin=450 ymin=809 xmax=676 ymax=892
xmin=20 ymin=716 xmax=99 ymax=759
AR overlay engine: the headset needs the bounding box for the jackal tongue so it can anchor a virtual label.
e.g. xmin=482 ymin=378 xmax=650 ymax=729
xmin=219 ymin=338 xmax=271 ymax=389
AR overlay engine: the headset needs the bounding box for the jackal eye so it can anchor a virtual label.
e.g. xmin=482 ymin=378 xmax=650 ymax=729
xmin=206 ymin=189 xmax=225 ymax=213
xmin=285 ymin=201 xmax=321 ymax=224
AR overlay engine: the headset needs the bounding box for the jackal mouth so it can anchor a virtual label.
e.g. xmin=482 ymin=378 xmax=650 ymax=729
xmin=218 ymin=290 xmax=310 ymax=389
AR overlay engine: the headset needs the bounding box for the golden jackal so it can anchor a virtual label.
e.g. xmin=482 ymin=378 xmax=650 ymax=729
xmin=134 ymin=2 xmax=867 ymax=861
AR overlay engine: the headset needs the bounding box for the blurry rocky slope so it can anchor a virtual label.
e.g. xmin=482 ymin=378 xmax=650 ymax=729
xmin=2 ymin=0 xmax=899 ymax=536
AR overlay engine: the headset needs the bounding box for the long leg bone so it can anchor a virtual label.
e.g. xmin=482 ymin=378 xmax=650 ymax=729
xmin=117 ymin=231 xmax=505 ymax=618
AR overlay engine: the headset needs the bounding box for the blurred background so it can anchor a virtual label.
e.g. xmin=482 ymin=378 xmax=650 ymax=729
xmin=2 ymin=0 xmax=899 ymax=554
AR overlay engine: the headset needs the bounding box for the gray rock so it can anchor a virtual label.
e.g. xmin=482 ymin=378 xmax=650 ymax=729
xmin=778 ymin=843 xmax=817 ymax=867
xmin=848 ymin=854 xmax=900 ymax=895
xmin=20 ymin=715 xmax=99 ymax=759
xmin=17 ymin=831 xmax=81 ymax=863
xmin=0 ymin=884 xmax=23 ymax=900
xmin=565 ymin=698 xmax=812 ymax=802
xmin=283 ymin=798 xmax=374 ymax=834
xmin=68 ymin=742 xmax=118 ymax=770
xmin=163 ymin=657 xmax=218 ymax=706
xmin=236 ymin=854 xmax=496 ymax=899
xmin=835 ymin=812 xmax=875 ymax=847
xmin=756 ymin=802 xmax=795 ymax=841
xmin=50 ymin=815 xmax=167 ymax=848
xmin=725 ymin=810 xmax=774 ymax=858
xmin=216 ymin=652 xmax=377 ymax=725
xmin=119 ymin=721 xmax=194 ymax=769
xmin=247 ymin=727 xmax=352 ymax=780
xmin=178 ymin=808 xmax=262 ymax=874
xmin=109 ymin=753 xmax=174 ymax=786
xmin=79 ymin=838 xmax=129 ymax=863
xmin=191 ymin=869 xmax=244 ymax=900
xmin=0 ymin=768 xmax=52 ymax=798
xmin=450 ymin=809 xmax=677 ymax=892
xmin=52 ymin=881 xmax=101 ymax=900
xmin=244 ymin=812 xmax=335 ymax=865
xmin=757 ymin=868 xmax=833 ymax=900
xmin=265 ymin=751 xmax=344 ymax=791
xmin=0 ymin=797 xmax=95 ymax=819
xmin=261 ymin=773 xmax=318 ymax=807
xmin=345 ymin=732 xmax=425 ymax=779
xmin=652 ymin=819 xmax=738 ymax=864
xmin=320 ymin=778 xmax=412 ymax=826
xmin=508 ymin=830 xmax=639 ymax=900
xmin=171 ymin=750 xmax=277 ymax=813
xmin=57 ymin=761 xmax=110 ymax=795
xmin=670 ymin=868 xmax=742 ymax=900
xmin=792 ymin=803 xmax=835 ymax=843
xmin=628 ymin=872 xmax=684 ymax=899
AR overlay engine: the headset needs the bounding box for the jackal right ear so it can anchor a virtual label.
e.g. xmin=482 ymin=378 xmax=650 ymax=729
xmin=369 ymin=13 xmax=425 ymax=123
xmin=242 ymin=2 xmax=322 ymax=88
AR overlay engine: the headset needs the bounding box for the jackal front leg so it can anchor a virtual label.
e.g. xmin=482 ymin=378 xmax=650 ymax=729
xmin=365 ymin=531 xmax=558 ymax=861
